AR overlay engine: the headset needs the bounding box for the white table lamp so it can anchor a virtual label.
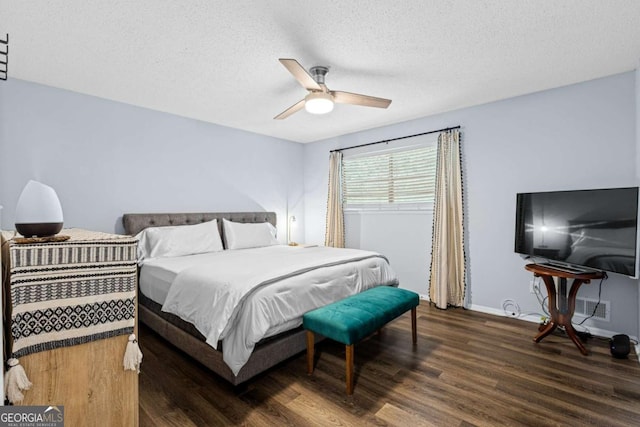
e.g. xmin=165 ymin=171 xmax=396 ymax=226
xmin=288 ymin=215 xmax=297 ymax=245
xmin=15 ymin=180 xmax=64 ymax=237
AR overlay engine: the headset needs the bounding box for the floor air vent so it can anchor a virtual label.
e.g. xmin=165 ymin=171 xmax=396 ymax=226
xmin=574 ymin=297 xmax=610 ymax=322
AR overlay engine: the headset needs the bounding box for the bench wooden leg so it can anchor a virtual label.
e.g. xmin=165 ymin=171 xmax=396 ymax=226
xmin=306 ymin=331 xmax=315 ymax=375
xmin=411 ymin=307 xmax=417 ymax=344
xmin=346 ymin=344 xmax=354 ymax=395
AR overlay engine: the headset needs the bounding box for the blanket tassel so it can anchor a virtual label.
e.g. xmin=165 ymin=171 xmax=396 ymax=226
xmin=4 ymin=358 xmax=32 ymax=404
xmin=123 ymin=334 xmax=143 ymax=373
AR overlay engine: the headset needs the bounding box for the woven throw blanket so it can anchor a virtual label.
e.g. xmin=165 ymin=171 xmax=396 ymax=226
xmin=7 ymin=229 xmax=138 ymax=357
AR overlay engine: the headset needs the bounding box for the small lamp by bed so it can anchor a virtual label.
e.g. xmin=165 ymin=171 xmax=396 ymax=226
xmin=15 ymin=180 xmax=64 ymax=237
xmin=288 ymin=215 xmax=297 ymax=246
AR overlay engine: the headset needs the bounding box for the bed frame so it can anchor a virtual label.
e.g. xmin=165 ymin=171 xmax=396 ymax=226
xmin=122 ymin=212 xmax=317 ymax=385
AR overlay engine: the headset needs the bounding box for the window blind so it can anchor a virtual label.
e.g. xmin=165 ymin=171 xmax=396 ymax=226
xmin=342 ymin=144 xmax=437 ymax=207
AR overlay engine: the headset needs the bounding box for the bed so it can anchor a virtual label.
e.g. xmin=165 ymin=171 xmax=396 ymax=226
xmin=122 ymin=212 xmax=398 ymax=385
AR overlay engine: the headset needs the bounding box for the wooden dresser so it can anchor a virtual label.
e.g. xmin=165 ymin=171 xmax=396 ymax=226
xmin=2 ymin=229 xmax=139 ymax=426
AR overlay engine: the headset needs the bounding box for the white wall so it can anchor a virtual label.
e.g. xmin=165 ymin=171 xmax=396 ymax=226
xmin=345 ymin=211 xmax=432 ymax=297
xmin=304 ymin=71 xmax=639 ymax=337
xmin=2 ymin=72 xmax=637 ymax=338
xmin=0 ymin=79 xmax=305 ymax=238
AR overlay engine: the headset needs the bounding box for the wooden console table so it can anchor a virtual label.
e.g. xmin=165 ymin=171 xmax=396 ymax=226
xmin=525 ymin=263 xmax=604 ymax=355
xmin=3 ymin=229 xmax=139 ymax=425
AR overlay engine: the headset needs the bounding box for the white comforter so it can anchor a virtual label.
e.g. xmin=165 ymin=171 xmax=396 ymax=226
xmin=157 ymin=245 xmax=397 ymax=374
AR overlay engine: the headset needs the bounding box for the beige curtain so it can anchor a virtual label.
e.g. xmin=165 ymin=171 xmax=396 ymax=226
xmin=429 ymin=129 xmax=466 ymax=308
xmin=324 ymin=151 xmax=345 ymax=248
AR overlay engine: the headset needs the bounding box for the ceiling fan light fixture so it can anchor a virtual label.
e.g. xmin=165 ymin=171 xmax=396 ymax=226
xmin=304 ymin=92 xmax=334 ymax=115
xmin=274 ymin=59 xmax=391 ymax=120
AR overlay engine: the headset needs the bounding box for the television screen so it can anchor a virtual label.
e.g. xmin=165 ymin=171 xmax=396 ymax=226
xmin=515 ymin=187 xmax=639 ymax=276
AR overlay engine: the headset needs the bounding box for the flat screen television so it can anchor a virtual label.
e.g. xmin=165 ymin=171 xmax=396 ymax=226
xmin=514 ymin=187 xmax=639 ymax=277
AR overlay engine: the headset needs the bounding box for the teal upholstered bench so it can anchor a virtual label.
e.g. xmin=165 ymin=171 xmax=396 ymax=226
xmin=303 ymin=286 xmax=420 ymax=394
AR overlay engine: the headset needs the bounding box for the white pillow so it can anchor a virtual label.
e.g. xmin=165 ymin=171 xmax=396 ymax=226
xmin=136 ymin=219 xmax=223 ymax=260
xmin=223 ymin=218 xmax=278 ymax=250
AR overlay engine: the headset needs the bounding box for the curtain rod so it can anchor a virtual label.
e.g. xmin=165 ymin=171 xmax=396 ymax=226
xmin=329 ymin=125 xmax=461 ymax=153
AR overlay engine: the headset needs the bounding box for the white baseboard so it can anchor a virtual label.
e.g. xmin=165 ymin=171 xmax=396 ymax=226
xmin=468 ymin=303 xmax=634 ymax=338
xmin=469 ymin=304 xmax=551 ymax=327
xmin=418 ymin=297 xmax=639 ymax=364
xmin=469 ymin=303 xmax=640 ymax=364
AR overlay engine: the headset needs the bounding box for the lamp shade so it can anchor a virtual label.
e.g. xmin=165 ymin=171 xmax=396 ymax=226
xmin=287 ymin=215 xmax=297 ymax=245
xmin=15 ymin=180 xmax=64 ymax=237
xmin=305 ymin=92 xmax=334 ymax=114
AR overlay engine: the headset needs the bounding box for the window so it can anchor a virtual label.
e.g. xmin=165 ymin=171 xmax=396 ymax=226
xmin=342 ymin=143 xmax=437 ymax=210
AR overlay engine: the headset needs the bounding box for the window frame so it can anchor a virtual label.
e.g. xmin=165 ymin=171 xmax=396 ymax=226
xmin=341 ymin=133 xmax=438 ymax=212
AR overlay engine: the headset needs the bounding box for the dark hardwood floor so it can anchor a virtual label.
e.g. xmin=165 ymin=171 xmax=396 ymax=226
xmin=139 ymin=304 xmax=640 ymax=426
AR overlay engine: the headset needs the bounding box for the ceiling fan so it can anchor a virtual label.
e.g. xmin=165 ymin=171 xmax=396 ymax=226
xmin=274 ymin=58 xmax=392 ymax=120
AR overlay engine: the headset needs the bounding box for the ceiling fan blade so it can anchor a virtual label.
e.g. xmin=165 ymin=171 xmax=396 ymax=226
xmin=274 ymin=99 xmax=305 ymax=120
xmin=279 ymin=59 xmax=322 ymax=91
xmin=332 ymin=91 xmax=392 ymax=109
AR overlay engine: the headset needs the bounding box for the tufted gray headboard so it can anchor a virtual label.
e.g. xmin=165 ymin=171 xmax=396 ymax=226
xmin=122 ymin=212 xmax=277 ymax=245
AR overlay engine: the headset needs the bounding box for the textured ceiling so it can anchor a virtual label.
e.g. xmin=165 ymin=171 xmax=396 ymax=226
xmin=2 ymin=1 xmax=640 ymax=143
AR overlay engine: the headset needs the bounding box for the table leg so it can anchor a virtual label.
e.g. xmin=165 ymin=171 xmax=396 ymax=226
xmin=534 ymin=274 xmax=560 ymax=343
xmin=533 ymin=274 xmax=590 ymax=355
xmin=565 ymin=278 xmax=589 ymax=355
xmin=534 ymin=320 xmax=557 ymax=343
xmin=565 ymin=322 xmax=589 ymax=356
xmin=525 ymin=264 xmax=601 ymax=355
xmin=558 ymin=277 xmax=568 ymax=314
